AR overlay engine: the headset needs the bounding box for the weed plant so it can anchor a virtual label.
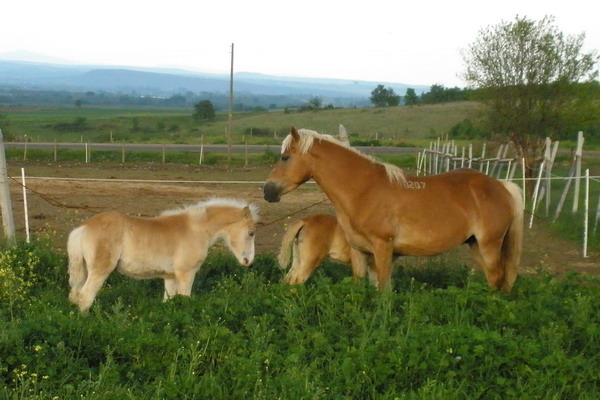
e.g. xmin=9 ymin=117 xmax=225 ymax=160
xmin=0 ymin=237 xmax=598 ymax=399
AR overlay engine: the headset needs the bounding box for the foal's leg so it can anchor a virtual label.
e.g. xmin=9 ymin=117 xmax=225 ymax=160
xmin=76 ymin=253 xmax=118 ymax=312
xmin=350 ymin=248 xmax=369 ymax=281
xmin=284 ymin=241 xmax=326 ymax=284
xmin=163 ymin=278 xmax=178 ymax=301
xmin=470 ymin=238 xmax=506 ymax=291
xmin=173 ymin=262 xmax=203 ymax=297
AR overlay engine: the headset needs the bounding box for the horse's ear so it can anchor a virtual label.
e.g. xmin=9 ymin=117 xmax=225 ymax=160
xmin=290 ymin=126 xmax=300 ymax=141
xmin=243 ymin=206 xmax=251 ymax=218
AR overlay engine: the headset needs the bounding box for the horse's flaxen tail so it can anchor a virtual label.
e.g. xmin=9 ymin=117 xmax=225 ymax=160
xmin=501 ymin=181 xmax=524 ymax=292
xmin=277 ymin=219 xmax=306 ymax=269
xmin=67 ymin=225 xmax=87 ymax=303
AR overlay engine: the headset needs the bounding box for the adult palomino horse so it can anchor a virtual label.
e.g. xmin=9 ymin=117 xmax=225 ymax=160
xmin=67 ymin=198 xmax=259 ymax=312
xmin=278 ymin=214 xmax=352 ymax=284
xmin=264 ymin=127 xmax=524 ymax=292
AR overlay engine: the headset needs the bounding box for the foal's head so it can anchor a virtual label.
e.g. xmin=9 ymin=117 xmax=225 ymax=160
xmin=263 ymin=126 xmax=316 ymax=202
xmin=218 ymin=203 xmax=259 ymax=267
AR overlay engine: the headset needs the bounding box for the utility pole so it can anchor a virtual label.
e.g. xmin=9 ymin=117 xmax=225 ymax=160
xmin=227 ymin=43 xmax=234 ymax=164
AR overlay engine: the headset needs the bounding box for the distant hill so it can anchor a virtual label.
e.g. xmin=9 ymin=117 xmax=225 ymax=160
xmin=0 ymin=56 xmax=429 ymax=106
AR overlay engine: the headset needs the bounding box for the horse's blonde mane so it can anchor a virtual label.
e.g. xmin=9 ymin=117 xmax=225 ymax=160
xmin=283 ymin=128 xmax=407 ymax=185
xmin=161 ymin=197 xmax=260 ymax=221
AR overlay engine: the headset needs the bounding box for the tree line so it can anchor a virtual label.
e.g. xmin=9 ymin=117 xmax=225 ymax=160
xmin=369 ymin=84 xmax=473 ymax=107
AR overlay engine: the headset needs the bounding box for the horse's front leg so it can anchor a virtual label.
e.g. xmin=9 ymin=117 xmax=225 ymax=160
xmin=173 ymin=259 xmax=204 ymax=297
xmin=372 ymin=239 xmax=394 ymax=290
xmin=163 ymin=278 xmax=177 ymax=301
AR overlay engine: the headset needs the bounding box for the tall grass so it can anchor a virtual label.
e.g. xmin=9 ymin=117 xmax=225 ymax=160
xmin=1 ymin=238 xmax=598 ymax=399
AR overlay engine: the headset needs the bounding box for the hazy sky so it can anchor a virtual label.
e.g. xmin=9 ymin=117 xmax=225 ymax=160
xmin=1 ymin=0 xmax=598 ymax=88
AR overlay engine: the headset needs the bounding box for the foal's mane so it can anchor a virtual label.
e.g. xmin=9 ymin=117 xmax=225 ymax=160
xmin=282 ymin=129 xmax=407 ymax=185
xmin=160 ymin=197 xmax=260 ymax=221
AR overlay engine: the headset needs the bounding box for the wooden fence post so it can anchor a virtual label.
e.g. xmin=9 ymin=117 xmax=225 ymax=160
xmin=0 ymin=129 xmax=15 ymax=242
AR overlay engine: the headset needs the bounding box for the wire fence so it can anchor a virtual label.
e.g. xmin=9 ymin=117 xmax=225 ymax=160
xmin=417 ymin=134 xmax=600 ymax=257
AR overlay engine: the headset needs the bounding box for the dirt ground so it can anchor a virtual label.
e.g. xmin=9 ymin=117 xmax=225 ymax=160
xmin=5 ymin=161 xmax=599 ymax=278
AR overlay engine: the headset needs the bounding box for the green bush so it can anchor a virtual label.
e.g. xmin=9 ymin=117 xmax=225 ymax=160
xmin=0 ymin=235 xmax=67 ymax=315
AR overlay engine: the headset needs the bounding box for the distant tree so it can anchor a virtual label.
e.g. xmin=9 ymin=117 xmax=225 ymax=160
xmin=461 ymin=15 xmax=600 ymax=176
xmin=193 ymin=100 xmax=216 ymax=121
xmin=404 ymin=88 xmax=419 ymax=105
xmin=370 ymin=85 xmax=400 ymax=107
xmin=308 ymin=96 xmax=323 ymax=109
xmin=387 ymin=92 xmax=401 ymax=106
xmin=74 ymin=99 xmax=82 ymax=108
xmin=130 ymin=118 xmax=140 ymax=133
xmin=298 ymin=96 xmax=324 ymax=112
xmin=419 ymin=85 xmax=471 ymax=104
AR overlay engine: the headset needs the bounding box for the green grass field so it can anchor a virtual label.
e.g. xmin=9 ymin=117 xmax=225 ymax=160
xmin=1 ymin=103 xmax=599 ymax=399
xmin=0 ymin=237 xmax=598 ymax=399
xmin=1 ymin=102 xmax=484 ymax=145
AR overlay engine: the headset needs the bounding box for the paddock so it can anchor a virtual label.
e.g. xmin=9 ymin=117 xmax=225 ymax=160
xmin=4 ymin=161 xmax=599 ymax=280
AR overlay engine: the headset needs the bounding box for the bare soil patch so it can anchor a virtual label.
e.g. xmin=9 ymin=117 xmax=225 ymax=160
xmin=6 ymin=161 xmax=599 ymax=278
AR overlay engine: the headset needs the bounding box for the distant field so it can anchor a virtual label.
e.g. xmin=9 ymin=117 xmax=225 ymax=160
xmin=1 ymin=102 xmax=484 ymax=145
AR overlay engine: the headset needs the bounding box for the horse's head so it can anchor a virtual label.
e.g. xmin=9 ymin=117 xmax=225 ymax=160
xmin=221 ymin=205 xmax=258 ymax=267
xmin=264 ymin=126 xmax=312 ymax=202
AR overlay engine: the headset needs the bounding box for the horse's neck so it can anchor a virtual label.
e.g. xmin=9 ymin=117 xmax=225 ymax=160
xmin=310 ymin=142 xmax=383 ymax=213
xmin=203 ymin=207 xmax=240 ymax=230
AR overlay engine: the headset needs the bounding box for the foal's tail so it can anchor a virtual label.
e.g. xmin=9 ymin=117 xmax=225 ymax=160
xmin=277 ymin=219 xmax=305 ymax=269
xmin=501 ymin=181 xmax=524 ymax=292
xmin=67 ymin=226 xmax=87 ymax=301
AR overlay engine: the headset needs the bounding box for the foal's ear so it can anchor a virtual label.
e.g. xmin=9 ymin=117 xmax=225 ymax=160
xmin=243 ymin=206 xmax=251 ymax=218
xmin=290 ymin=126 xmax=300 ymax=141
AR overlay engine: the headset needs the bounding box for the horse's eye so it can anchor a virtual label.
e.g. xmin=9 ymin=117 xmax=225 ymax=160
xmin=281 ymin=155 xmax=290 ymax=162
xmin=249 ymin=231 xmax=255 ymax=237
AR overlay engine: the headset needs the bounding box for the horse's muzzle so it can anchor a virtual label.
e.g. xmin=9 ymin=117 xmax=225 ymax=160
xmin=263 ymin=181 xmax=282 ymax=203
xmin=242 ymin=257 xmax=253 ymax=267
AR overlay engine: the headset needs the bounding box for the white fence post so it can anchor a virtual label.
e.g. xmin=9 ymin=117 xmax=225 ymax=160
xmin=21 ymin=168 xmax=30 ymax=243
xmin=529 ymin=161 xmax=545 ymax=229
xmin=583 ymin=169 xmax=589 ymax=258
xmin=572 ymin=131 xmax=584 ymax=213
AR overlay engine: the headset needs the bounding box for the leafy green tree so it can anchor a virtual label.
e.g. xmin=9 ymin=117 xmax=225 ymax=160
xmin=193 ymin=100 xmax=216 ymax=121
xmin=461 ymin=15 xmax=600 ymax=174
xmin=308 ymin=96 xmax=323 ymax=109
xmin=370 ymin=85 xmax=400 ymax=107
xmin=404 ymin=88 xmax=419 ymax=105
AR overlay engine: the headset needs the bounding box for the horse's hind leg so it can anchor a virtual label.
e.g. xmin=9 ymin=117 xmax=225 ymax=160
xmin=350 ymin=248 xmax=369 ymax=281
xmin=76 ymin=253 xmax=118 ymax=312
xmin=469 ymin=239 xmax=506 ymax=291
xmin=283 ymin=241 xmax=325 ymax=284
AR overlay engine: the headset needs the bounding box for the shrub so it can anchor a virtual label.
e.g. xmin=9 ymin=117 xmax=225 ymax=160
xmin=0 ymin=235 xmax=67 ymax=315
